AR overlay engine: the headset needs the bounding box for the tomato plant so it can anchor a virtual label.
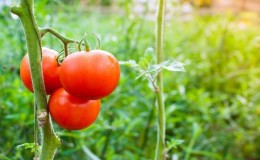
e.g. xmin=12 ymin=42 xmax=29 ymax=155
xmin=20 ymin=47 xmax=61 ymax=94
xmin=12 ymin=1 xmax=121 ymax=159
xmin=48 ymin=88 xmax=101 ymax=130
xmin=59 ymin=50 xmax=120 ymax=99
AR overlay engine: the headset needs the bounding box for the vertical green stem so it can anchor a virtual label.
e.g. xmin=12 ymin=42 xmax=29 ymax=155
xmin=64 ymin=43 xmax=69 ymax=57
xmin=34 ymin=99 xmax=39 ymax=158
xmin=155 ymin=0 xmax=166 ymax=159
xmin=11 ymin=1 xmax=60 ymax=160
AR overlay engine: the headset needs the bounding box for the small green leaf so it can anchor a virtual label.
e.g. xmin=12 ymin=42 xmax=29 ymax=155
xmin=147 ymin=64 xmax=162 ymax=73
xmin=119 ymin=60 xmax=140 ymax=69
xmin=139 ymin=47 xmax=155 ymax=68
xmin=120 ymin=60 xmax=151 ymax=81
xmin=119 ymin=60 xmax=144 ymax=73
xmin=166 ymin=138 xmax=184 ymax=151
xmin=161 ymin=59 xmax=185 ymax=72
xmin=16 ymin=143 xmax=40 ymax=153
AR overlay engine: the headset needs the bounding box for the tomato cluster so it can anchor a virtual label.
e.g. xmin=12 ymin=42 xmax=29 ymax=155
xmin=20 ymin=47 xmax=120 ymax=130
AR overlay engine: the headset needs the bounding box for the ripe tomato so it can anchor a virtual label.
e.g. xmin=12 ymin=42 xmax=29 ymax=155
xmin=20 ymin=47 xmax=61 ymax=94
xmin=59 ymin=50 xmax=120 ymax=99
xmin=48 ymin=88 xmax=101 ymax=130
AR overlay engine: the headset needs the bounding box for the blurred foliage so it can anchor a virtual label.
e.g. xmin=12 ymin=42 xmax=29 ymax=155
xmin=0 ymin=1 xmax=260 ymax=160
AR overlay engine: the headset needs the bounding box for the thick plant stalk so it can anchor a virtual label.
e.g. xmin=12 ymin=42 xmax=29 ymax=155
xmin=11 ymin=0 xmax=60 ymax=160
xmin=155 ymin=0 xmax=166 ymax=159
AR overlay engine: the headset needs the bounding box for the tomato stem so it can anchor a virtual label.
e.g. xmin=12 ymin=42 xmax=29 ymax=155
xmin=11 ymin=1 xmax=61 ymax=160
xmin=34 ymin=100 xmax=39 ymax=158
xmin=154 ymin=0 xmax=166 ymax=159
xmin=40 ymin=27 xmax=77 ymax=44
xmin=78 ymin=32 xmax=101 ymax=52
xmin=64 ymin=43 xmax=68 ymax=57
xmin=40 ymin=27 xmax=79 ymax=57
xmin=83 ymin=33 xmax=91 ymax=52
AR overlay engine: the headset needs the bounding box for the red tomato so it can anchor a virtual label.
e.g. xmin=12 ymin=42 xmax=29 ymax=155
xmin=48 ymin=88 xmax=101 ymax=130
xmin=59 ymin=50 xmax=120 ymax=99
xmin=20 ymin=47 xmax=61 ymax=94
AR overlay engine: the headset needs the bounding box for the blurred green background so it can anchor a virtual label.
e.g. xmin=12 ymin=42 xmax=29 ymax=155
xmin=0 ymin=0 xmax=260 ymax=159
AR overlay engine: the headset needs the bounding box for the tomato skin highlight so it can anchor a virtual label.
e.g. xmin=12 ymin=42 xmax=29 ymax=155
xmin=59 ymin=50 xmax=120 ymax=99
xmin=48 ymin=88 xmax=101 ymax=130
xmin=20 ymin=47 xmax=61 ymax=94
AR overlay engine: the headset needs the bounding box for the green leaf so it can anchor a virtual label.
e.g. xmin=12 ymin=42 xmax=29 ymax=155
xmin=160 ymin=59 xmax=185 ymax=72
xmin=119 ymin=60 xmax=146 ymax=79
xmin=16 ymin=143 xmax=39 ymax=153
xmin=166 ymin=138 xmax=184 ymax=151
xmin=120 ymin=59 xmax=185 ymax=88
xmin=119 ymin=60 xmax=141 ymax=70
xmin=138 ymin=47 xmax=155 ymax=69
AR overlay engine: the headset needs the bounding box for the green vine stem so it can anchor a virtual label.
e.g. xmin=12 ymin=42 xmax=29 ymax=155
xmin=34 ymin=99 xmax=39 ymax=158
xmin=155 ymin=0 xmax=166 ymax=159
xmin=77 ymin=32 xmax=101 ymax=52
xmin=11 ymin=1 xmax=60 ymax=160
xmin=40 ymin=27 xmax=78 ymax=57
xmin=40 ymin=27 xmax=77 ymax=43
xmin=64 ymin=43 xmax=69 ymax=57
